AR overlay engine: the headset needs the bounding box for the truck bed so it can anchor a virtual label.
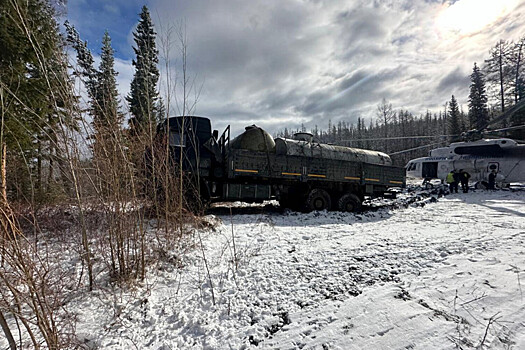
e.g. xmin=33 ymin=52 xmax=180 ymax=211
xmin=225 ymin=149 xmax=405 ymax=192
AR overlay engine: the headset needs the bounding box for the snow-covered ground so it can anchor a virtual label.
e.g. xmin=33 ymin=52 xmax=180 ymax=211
xmin=5 ymin=188 xmax=524 ymax=349
xmin=66 ymin=188 xmax=524 ymax=350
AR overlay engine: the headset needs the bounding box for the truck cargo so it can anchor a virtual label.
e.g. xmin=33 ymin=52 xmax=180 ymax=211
xmin=159 ymin=116 xmax=405 ymax=212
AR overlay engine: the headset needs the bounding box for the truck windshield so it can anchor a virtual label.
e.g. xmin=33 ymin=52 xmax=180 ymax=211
xmin=169 ymin=132 xmax=186 ymax=147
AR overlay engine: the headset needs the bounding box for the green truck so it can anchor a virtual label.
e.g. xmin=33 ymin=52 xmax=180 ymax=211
xmin=161 ymin=116 xmax=405 ymax=212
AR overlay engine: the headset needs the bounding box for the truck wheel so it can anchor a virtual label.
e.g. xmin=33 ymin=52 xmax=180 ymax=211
xmin=279 ymin=190 xmax=304 ymax=211
xmin=338 ymin=193 xmax=361 ymax=212
xmin=278 ymin=196 xmax=293 ymax=210
xmin=306 ymin=189 xmax=331 ymax=212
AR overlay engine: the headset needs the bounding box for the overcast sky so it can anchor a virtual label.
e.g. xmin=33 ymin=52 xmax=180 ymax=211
xmin=66 ymin=0 xmax=525 ymax=135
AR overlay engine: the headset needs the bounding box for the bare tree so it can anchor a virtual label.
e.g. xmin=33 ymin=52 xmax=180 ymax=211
xmin=509 ymin=37 xmax=525 ymax=104
xmin=376 ymin=98 xmax=395 ymax=152
xmin=485 ymin=40 xmax=513 ymax=114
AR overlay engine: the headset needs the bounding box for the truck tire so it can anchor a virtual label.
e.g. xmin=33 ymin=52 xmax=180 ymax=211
xmin=337 ymin=193 xmax=361 ymax=212
xmin=305 ymin=189 xmax=331 ymax=212
xmin=279 ymin=196 xmax=298 ymax=210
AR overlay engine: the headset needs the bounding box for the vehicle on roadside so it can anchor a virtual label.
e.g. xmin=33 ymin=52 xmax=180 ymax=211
xmin=159 ymin=116 xmax=405 ymax=212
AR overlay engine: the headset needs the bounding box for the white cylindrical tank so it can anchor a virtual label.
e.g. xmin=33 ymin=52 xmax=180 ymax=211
xmin=274 ymin=138 xmax=392 ymax=166
xmin=230 ymin=125 xmax=276 ymax=152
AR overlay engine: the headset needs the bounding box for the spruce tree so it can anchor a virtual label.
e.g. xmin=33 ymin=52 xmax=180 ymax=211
xmin=0 ymin=0 xmax=74 ymax=199
xmin=96 ymin=32 xmax=122 ymax=132
xmin=127 ymin=5 xmax=160 ymax=135
xmin=156 ymin=96 xmax=167 ymax=122
xmin=448 ymin=95 xmax=461 ymax=141
xmin=468 ymin=63 xmax=489 ymax=130
xmin=65 ymin=21 xmax=97 ymax=105
xmin=65 ymin=26 xmax=122 ymax=152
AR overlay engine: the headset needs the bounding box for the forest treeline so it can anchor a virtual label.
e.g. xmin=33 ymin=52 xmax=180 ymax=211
xmin=277 ymin=39 xmax=525 ymax=166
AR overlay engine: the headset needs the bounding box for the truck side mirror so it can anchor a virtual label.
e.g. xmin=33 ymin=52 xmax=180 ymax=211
xmin=213 ymin=130 xmax=219 ymax=140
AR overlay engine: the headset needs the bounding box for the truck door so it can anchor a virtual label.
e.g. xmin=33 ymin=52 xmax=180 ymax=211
xmin=422 ymin=162 xmax=438 ymax=178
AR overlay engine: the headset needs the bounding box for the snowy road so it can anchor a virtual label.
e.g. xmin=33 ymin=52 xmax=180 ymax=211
xmin=75 ymin=189 xmax=525 ymax=349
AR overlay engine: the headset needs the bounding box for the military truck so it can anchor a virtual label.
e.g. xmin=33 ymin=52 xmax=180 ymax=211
xmin=160 ymin=116 xmax=405 ymax=212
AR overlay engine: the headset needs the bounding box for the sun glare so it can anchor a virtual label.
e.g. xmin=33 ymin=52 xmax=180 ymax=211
xmin=437 ymin=0 xmax=518 ymax=36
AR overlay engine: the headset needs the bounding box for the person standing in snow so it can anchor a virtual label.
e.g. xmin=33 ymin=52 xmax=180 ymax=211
xmin=487 ymin=169 xmax=497 ymax=190
xmin=453 ymin=170 xmax=461 ymax=191
xmin=459 ymin=169 xmax=471 ymax=193
xmin=446 ymin=170 xmax=459 ymax=193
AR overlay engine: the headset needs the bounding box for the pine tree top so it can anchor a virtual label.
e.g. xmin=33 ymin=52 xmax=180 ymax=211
xmin=127 ymin=5 xmax=160 ymax=133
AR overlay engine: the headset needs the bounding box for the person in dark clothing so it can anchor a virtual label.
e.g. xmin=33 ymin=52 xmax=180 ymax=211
xmin=452 ymin=170 xmax=461 ymax=193
xmin=459 ymin=169 xmax=471 ymax=193
xmin=487 ymin=170 xmax=497 ymax=190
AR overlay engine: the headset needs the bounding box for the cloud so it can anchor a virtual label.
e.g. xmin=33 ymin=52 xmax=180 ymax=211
xmin=114 ymin=57 xmax=134 ymax=107
xmin=437 ymin=67 xmax=470 ymax=95
xmin=67 ymin=0 xmax=525 ymax=135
